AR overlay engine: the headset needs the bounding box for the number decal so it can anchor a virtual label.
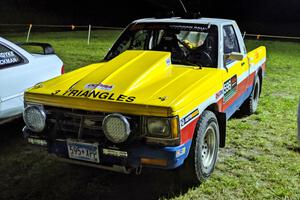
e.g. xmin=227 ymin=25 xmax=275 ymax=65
xmin=223 ymin=75 xmax=237 ymax=103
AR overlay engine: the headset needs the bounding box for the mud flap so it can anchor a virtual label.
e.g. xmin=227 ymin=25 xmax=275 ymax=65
xmin=217 ymin=112 xmax=226 ymax=147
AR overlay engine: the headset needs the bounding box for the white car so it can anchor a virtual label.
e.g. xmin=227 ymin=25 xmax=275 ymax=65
xmin=0 ymin=37 xmax=63 ymax=124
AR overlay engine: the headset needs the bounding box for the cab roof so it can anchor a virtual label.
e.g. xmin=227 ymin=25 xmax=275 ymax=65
xmin=133 ymin=17 xmax=236 ymax=26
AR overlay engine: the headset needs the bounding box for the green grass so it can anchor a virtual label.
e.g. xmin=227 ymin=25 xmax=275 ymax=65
xmin=1 ymin=31 xmax=300 ymax=200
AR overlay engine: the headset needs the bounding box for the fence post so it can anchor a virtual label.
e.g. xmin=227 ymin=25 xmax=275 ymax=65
xmin=87 ymin=25 xmax=91 ymax=45
xmin=26 ymin=24 xmax=32 ymax=42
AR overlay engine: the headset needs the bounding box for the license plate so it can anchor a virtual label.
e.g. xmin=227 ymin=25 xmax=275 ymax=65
xmin=67 ymin=140 xmax=100 ymax=163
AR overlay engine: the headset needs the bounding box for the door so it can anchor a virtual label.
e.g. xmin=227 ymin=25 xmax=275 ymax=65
xmin=222 ymin=25 xmax=249 ymax=117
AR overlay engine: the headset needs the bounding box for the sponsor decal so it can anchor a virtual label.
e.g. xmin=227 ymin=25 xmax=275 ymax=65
xmin=223 ymin=75 xmax=237 ymax=103
xmin=166 ymin=58 xmax=171 ymax=65
xmin=102 ymin=149 xmax=128 ymax=158
xmin=85 ymin=83 xmax=114 ymax=91
xmin=176 ymin=147 xmax=186 ymax=157
xmin=129 ymin=23 xmax=209 ymax=32
xmin=216 ymin=89 xmax=223 ymax=100
xmin=169 ymin=24 xmax=209 ymax=32
xmin=180 ymin=109 xmax=199 ymax=127
xmin=0 ymin=51 xmax=19 ymax=65
xmin=51 ymin=89 xmax=136 ymax=103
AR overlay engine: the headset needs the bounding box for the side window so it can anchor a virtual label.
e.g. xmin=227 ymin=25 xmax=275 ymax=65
xmin=129 ymin=30 xmax=148 ymax=50
xmin=0 ymin=44 xmax=22 ymax=68
xmin=223 ymin=25 xmax=240 ymax=54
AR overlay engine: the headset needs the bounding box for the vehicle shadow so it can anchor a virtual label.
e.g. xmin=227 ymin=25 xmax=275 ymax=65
xmin=230 ymin=110 xmax=250 ymax=119
xmin=54 ymin=165 xmax=193 ymax=200
xmin=0 ymin=118 xmax=24 ymax=147
xmin=287 ymin=145 xmax=300 ymax=154
xmin=0 ymin=119 xmax=194 ymax=200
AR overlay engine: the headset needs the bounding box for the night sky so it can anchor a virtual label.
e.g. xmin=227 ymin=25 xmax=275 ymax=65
xmin=0 ymin=0 xmax=300 ymax=36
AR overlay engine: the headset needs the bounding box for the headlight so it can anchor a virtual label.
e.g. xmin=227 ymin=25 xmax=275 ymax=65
xmin=102 ymin=113 xmax=131 ymax=143
xmin=146 ymin=118 xmax=171 ymax=137
xmin=23 ymin=105 xmax=46 ymax=132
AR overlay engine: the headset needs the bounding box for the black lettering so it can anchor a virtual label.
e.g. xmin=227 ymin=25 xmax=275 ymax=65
xmin=116 ymin=94 xmax=127 ymax=101
xmin=62 ymin=90 xmax=70 ymax=96
xmin=108 ymin=93 xmax=116 ymax=100
xmin=68 ymin=90 xmax=79 ymax=96
xmin=126 ymin=96 xmax=136 ymax=102
xmin=51 ymin=90 xmax=61 ymax=95
xmin=99 ymin=92 xmax=109 ymax=99
xmin=76 ymin=90 xmax=84 ymax=96
xmin=80 ymin=91 xmax=89 ymax=97
xmin=88 ymin=91 xmax=100 ymax=98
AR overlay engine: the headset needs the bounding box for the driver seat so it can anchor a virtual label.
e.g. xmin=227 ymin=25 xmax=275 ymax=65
xmin=154 ymin=32 xmax=184 ymax=62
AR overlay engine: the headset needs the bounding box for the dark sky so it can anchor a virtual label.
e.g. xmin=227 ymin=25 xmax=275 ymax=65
xmin=1 ymin=0 xmax=300 ymax=36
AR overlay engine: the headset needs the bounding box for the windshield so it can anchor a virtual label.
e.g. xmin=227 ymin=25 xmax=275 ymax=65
xmin=105 ymin=23 xmax=218 ymax=67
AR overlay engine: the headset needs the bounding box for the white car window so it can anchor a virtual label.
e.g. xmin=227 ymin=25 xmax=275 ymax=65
xmin=0 ymin=44 xmax=22 ymax=68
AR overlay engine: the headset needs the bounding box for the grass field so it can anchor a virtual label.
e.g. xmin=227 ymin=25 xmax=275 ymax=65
xmin=0 ymin=30 xmax=300 ymax=200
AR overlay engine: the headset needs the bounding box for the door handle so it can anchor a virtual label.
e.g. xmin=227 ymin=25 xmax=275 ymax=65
xmin=241 ymin=62 xmax=245 ymax=66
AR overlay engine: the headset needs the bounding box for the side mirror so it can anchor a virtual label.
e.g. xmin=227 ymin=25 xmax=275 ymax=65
xmin=224 ymin=52 xmax=244 ymax=61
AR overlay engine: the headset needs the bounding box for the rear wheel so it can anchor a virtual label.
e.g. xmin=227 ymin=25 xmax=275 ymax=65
xmin=240 ymin=75 xmax=260 ymax=115
xmin=178 ymin=110 xmax=219 ymax=185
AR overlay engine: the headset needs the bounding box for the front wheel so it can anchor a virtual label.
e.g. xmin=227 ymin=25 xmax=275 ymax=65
xmin=178 ymin=110 xmax=219 ymax=185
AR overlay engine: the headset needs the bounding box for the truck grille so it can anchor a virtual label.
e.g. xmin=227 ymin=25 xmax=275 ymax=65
xmin=44 ymin=106 xmax=141 ymax=142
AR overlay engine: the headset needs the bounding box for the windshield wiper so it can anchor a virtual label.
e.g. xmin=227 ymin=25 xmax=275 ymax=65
xmin=183 ymin=60 xmax=202 ymax=69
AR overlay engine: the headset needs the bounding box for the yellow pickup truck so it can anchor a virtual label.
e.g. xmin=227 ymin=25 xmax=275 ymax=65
xmin=22 ymin=17 xmax=266 ymax=184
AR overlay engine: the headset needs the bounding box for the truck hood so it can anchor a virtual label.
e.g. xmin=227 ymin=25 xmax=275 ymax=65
xmin=25 ymin=50 xmax=222 ymax=116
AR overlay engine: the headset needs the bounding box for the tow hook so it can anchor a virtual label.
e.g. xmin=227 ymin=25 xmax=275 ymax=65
xmin=135 ymin=165 xmax=142 ymax=175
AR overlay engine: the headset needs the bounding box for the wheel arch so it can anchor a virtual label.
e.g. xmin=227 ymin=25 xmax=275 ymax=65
xmin=205 ymin=103 xmax=226 ymax=148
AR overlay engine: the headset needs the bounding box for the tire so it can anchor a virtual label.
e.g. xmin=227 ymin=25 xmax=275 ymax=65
xmin=178 ymin=110 xmax=219 ymax=185
xmin=240 ymin=75 xmax=260 ymax=115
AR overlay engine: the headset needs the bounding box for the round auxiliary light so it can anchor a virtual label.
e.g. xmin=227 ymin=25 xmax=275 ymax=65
xmin=102 ymin=113 xmax=131 ymax=143
xmin=23 ymin=105 xmax=46 ymax=132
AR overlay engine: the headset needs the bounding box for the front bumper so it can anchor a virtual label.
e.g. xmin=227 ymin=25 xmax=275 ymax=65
xmin=23 ymin=127 xmax=191 ymax=172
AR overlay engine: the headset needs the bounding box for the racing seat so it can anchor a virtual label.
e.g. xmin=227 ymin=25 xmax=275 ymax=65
xmin=154 ymin=32 xmax=185 ymax=62
xmin=187 ymin=33 xmax=218 ymax=67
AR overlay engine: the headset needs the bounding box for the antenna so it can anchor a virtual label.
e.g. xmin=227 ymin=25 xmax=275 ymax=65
xmin=178 ymin=0 xmax=187 ymax=13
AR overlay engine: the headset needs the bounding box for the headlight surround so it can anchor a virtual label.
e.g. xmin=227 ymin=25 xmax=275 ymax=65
xmin=146 ymin=117 xmax=171 ymax=138
xmin=145 ymin=116 xmax=180 ymax=146
xmin=23 ymin=105 xmax=46 ymax=133
xmin=102 ymin=113 xmax=131 ymax=143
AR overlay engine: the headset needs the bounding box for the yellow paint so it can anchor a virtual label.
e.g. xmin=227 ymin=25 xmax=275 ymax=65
xmin=25 ymin=48 xmax=266 ymax=119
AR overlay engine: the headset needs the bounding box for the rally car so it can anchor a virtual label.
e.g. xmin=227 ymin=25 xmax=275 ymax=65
xmin=22 ymin=17 xmax=266 ymax=184
xmin=0 ymin=37 xmax=63 ymax=124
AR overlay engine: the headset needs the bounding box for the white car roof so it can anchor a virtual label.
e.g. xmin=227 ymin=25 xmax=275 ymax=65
xmin=133 ymin=17 xmax=236 ymax=26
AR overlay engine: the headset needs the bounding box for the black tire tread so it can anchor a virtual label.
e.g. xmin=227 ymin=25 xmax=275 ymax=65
xmin=177 ymin=110 xmax=219 ymax=185
xmin=240 ymin=75 xmax=260 ymax=115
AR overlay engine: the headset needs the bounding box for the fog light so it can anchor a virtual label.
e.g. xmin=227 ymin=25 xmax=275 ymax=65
xmin=102 ymin=113 xmax=130 ymax=143
xmin=23 ymin=105 xmax=46 ymax=132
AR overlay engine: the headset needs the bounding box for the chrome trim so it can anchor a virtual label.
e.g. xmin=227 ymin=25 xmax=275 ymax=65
xmin=0 ymin=92 xmax=23 ymax=103
xmin=57 ymin=157 xmax=132 ymax=174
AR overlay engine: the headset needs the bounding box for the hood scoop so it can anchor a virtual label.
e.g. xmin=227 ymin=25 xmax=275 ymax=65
xmin=68 ymin=50 xmax=173 ymax=93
